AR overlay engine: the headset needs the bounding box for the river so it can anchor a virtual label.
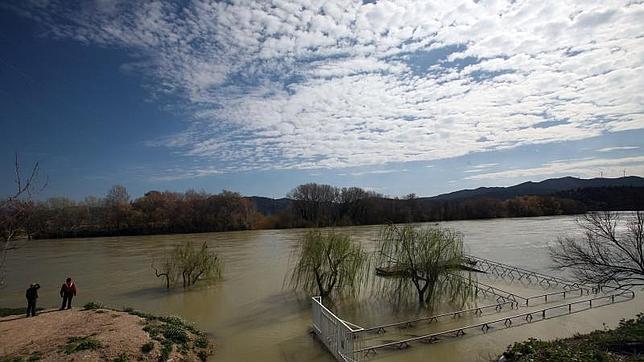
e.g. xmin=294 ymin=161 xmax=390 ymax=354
xmin=1 ymin=215 xmax=641 ymax=361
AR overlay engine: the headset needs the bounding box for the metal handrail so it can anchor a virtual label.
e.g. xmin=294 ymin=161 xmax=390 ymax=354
xmin=465 ymin=255 xmax=588 ymax=291
xmin=313 ymin=255 xmax=638 ymax=362
xmin=524 ymin=288 xmax=587 ymax=306
xmin=359 ymin=300 xmax=516 ymax=334
xmin=450 ymin=273 xmax=527 ymax=304
xmin=313 ymin=296 xmax=364 ymax=332
xmin=355 ymin=289 xmax=635 ymax=355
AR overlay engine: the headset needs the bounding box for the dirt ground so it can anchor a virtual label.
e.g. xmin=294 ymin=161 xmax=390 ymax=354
xmin=0 ymin=308 xmax=208 ymax=361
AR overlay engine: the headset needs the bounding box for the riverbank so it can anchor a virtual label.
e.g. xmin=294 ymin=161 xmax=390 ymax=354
xmin=0 ymin=303 xmax=214 ymax=361
xmin=500 ymin=313 xmax=643 ymax=361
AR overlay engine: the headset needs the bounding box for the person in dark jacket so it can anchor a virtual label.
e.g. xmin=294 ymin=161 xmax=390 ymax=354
xmin=26 ymin=283 xmax=40 ymax=317
xmin=60 ymin=277 xmax=77 ymax=310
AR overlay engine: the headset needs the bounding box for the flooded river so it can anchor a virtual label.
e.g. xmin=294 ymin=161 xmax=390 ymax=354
xmin=1 ymin=215 xmax=641 ymax=361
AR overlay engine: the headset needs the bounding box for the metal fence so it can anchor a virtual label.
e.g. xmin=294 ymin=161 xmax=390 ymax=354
xmin=355 ymin=288 xmax=636 ymax=357
xmin=311 ymin=296 xmax=364 ymax=362
xmin=311 ymin=256 xmax=638 ymax=362
xmin=464 ymin=255 xmax=589 ymax=291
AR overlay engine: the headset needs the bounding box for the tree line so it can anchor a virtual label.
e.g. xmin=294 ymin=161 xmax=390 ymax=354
xmin=2 ymin=182 xmax=643 ymax=240
xmin=1 ymin=186 xmax=260 ymax=239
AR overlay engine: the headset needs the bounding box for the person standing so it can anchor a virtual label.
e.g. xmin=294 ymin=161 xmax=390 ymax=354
xmin=60 ymin=277 xmax=77 ymax=310
xmin=25 ymin=283 xmax=40 ymax=317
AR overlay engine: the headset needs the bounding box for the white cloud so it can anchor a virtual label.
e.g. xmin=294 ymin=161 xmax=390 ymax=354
xmin=596 ymin=146 xmax=640 ymax=152
xmin=465 ymin=156 xmax=644 ymax=180
xmin=148 ymin=166 xmax=222 ymax=182
xmin=8 ymin=0 xmax=644 ymax=174
xmin=338 ymin=168 xmax=408 ymax=177
xmin=464 ymin=163 xmax=500 ymax=173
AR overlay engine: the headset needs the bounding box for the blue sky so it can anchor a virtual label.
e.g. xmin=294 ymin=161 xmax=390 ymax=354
xmin=1 ymin=0 xmax=643 ymax=200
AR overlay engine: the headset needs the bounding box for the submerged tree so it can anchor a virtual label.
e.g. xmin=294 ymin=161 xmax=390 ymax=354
xmin=289 ymin=230 xmax=368 ymax=298
xmin=550 ymin=211 xmax=644 ymax=288
xmin=152 ymin=241 xmax=222 ymax=289
xmin=375 ymin=224 xmax=471 ymax=307
xmin=152 ymin=253 xmax=177 ymax=289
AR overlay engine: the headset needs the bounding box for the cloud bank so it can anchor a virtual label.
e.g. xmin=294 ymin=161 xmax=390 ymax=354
xmin=8 ymin=0 xmax=644 ymax=173
xmin=466 ymin=155 xmax=644 ymax=180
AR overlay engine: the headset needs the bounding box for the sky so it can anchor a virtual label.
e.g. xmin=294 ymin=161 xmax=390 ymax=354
xmin=0 ymin=0 xmax=643 ymax=200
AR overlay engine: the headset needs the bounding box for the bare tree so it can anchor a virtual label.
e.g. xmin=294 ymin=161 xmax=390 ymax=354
xmin=550 ymin=211 xmax=644 ymax=288
xmin=1 ymin=153 xmax=46 ymax=286
xmin=287 ymin=183 xmax=339 ymax=226
xmin=152 ymin=253 xmax=177 ymax=289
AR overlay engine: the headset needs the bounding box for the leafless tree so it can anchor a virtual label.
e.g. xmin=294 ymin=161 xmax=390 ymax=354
xmin=1 ymin=153 xmax=46 ymax=286
xmin=287 ymin=183 xmax=339 ymax=226
xmin=152 ymin=254 xmax=176 ymax=289
xmin=550 ymin=211 xmax=644 ymax=288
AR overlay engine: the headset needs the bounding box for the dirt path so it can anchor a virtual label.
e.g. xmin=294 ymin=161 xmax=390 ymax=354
xmin=0 ymin=308 xmax=213 ymax=361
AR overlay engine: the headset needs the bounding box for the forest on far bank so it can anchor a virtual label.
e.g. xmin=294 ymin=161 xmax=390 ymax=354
xmin=2 ymin=181 xmax=643 ymax=240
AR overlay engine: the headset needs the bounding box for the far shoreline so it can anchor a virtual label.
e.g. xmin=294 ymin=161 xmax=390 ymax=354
xmin=18 ymin=211 xmax=595 ymax=241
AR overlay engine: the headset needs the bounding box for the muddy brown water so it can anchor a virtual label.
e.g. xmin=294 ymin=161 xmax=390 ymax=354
xmin=1 ymin=215 xmax=641 ymax=361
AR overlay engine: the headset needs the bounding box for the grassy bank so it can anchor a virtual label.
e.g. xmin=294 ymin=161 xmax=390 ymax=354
xmin=0 ymin=302 xmax=214 ymax=361
xmin=500 ymin=314 xmax=643 ymax=361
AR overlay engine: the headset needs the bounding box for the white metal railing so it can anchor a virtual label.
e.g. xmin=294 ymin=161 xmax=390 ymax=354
xmin=311 ymin=296 xmax=364 ymax=362
xmin=312 ymin=256 xmax=637 ymax=361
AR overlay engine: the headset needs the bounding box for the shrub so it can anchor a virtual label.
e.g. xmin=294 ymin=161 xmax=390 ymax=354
xmin=62 ymin=336 xmax=102 ymax=354
xmin=197 ymin=350 xmax=208 ymax=361
xmin=141 ymin=341 xmax=154 ymax=354
xmin=162 ymin=324 xmax=189 ymax=344
xmin=159 ymin=341 xmax=173 ymax=362
xmin=113 ymin=353 xmax=128 ymax=362
xmin=194 ymin=335 xmax=209 ymax=349
xmin=83 ymin=301 xmax=103 ymax=310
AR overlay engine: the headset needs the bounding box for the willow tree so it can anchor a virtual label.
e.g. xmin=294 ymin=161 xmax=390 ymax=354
xmin=375 ymin=224 xmax=471 ymax=307
xmin=153 ymin=241 xmax=222 ymax=289
xmin=289 ymin=230 xmax=368 ymax=298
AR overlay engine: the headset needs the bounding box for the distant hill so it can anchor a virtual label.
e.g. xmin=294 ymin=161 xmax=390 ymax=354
xmin=243 ymin=176 xmax=644 ymax=220
xmin=247 ymin=196 xmax=292 ymax=215
xmin=424 ymin=176 xmax=644 ymax=202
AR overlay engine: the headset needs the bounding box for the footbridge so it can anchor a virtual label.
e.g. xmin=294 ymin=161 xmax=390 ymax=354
xmin=311 ymin=256 xmax=636 ymax=362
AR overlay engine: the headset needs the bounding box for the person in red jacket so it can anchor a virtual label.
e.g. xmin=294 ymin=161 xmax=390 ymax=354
xmin=59 ymin=277 xmax=77 ymax=310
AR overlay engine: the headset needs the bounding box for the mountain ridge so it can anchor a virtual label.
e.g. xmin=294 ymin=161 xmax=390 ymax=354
xmin=247 ymin=176 xmax=644 ymax=215
xmin=424 ymin=176 xmax=644 ymax=202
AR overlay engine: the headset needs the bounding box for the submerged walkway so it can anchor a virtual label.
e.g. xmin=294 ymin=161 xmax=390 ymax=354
xmin=311 ymin=256 xmax=637 ymax=362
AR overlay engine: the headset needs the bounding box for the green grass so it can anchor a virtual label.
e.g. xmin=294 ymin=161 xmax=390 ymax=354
xmin=113 ymin=352 xmax=129 ymax=362
xmin=159 ymin=341 xmax=173 ymax=362
xmin=502 ymin=314 xmax=644 ymax=361
xmin=141 ymin=341 xmax=155 ymax=354
xmin=133 ymin=309 xmax=211 ymax=361
xmin=82 ymin=301 xmax=104 ymax=310
xmin=61 ymin=335 xmax=103 ymax=355
xmin=194 ymin=335 xmax=209 ymax=349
